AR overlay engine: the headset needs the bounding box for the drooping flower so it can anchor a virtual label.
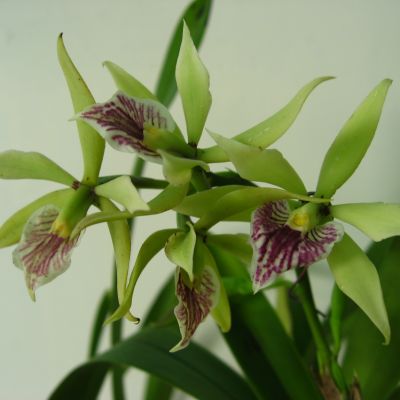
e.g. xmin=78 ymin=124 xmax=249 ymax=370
xmin=12 ymin=205 xmax=81 ymax=300
xmin=250 ymin=200 xmax=344 ymax=292
xmin=171 ymin=266 xmax=220 ymax=352
xmin=77 ymin=91 xmax=176 ymax=159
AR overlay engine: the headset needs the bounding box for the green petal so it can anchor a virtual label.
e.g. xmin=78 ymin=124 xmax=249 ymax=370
xmin=95 ymin=176 xmax=149 ymax=213
xmin=176 ymin=22 xmax=211 ymax=145
xmin=98 ymin=197 xmax=137 ymax=322
xmin=332 ymin=202 xmax=400 ymax=242
xmin=165 ymin=223 xmax=196 ymax=281
xmin=316 ymin=79 xmax=392 ymax=198
xmin=159 ymin=150 xmax=209 ymax=186
xmin=328 ymin=233 xmax=390 ymax=344
xmin=201 ymin=243 xmax=231 ymax=332
xmin=174 ymin=185 xmax=244 ymax=217
xmin=0 ymin=189 xmax=74 ymax=248
xmin=0 ymin=150 xmax=76 ymax=186
xmin=199 ymin=76 xmax=334 ymax=163
xmin=57 ymin=34 xmax=105 ymax=185
xmin=103 ymin=61 xmax=158 ymax=100
xmin=210 ymin=132 xmax=306 ymax=194
xmin=106 ymin=229 xmax=178 ymax=324
xmin=207 ymin=234 xmax=252 ymax=265
xmin=194 ymin=187 xmax=328 ymax=231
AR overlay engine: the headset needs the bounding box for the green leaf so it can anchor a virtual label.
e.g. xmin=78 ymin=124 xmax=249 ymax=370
xmin=210 ymin=132 xmax=306 ymax=194
xmin=155 ymin=0 xmax=212 ymax=108
xmin=144 ymin=377 xmax=174 ymax=400
xmin=209 ymin=244 xmax=322 ymax=400
xmin=199 ymin=76 xmax=334 ymax=163
xmin=165 ymin=224 xmax=196 ymax=281
xmin=159 ymin=151 xmax=209 ymax=186
xmin=194 ymin=187 xmax=328 ymax=231
xmin=98 ymin=197 xmax=137 ymax=322
xmin=328 ymin=233 xmax=390 ymax=344
xmin=106 ymin=229 xmax=177 ymax=324
xmin=331 ymin=202 xmax=400 ymax=242
xmin=207 ymin=234 xmax=252 ymax=265
xmin=342 ymin=238 xmax=400 ymax=399
xmin=316 ymin=79 xmax=392 ymax=198
xmin=103 ymin=61 xmax=158 ymax=100
xmin=88 ymin=290 xmax=111 ymax=358
xmin=0 ymin=189 xmax=74 ymax=248
xmin=0 ymin=150 xmax=75 ymax=186
xmin=95 ymin=176 xmax=149 ymax=213
xmin=49 ymin=326 xmax=257 ymax=400
xmin=173 ymin=185 xmax=244 ymax=217
xmin=57 ymin=34 xmax=105 ymax=185
xmin=176 ymin=22 xmax=211 ymax=144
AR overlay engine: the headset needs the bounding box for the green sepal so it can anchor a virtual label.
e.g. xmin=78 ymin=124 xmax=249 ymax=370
xmin=103 ymin=61 xmax=158 ymax=100
xmin=98 ymin=197 xmax=137 ymax=323
xmin=71 ymin=183 xmax=189 ymax=237
xmin=143 ymin=128 xmax=192 ymax=157
xmin=0 ymin=150 xmax=76 ymax=186
xmin=328 ymin=233 xmax=390 ymax=344
xmin=165 ymin=223 xmax=196 ymax=281
xmin=199 ymin=76 xmax=334 ymax=163
xmin=331 ymin=202 xmax=400 ymax=242
xmin=210 ymin=132 xmax=306 ymax=194
xmin=159 ymin=150 xmax=209 ymax=186
xmin=57 ymin=34 xmax=105 ymax=185
xmin=105 ymin=229 xmax=178 ymax=324
xmin=316 ymin=79 xmax=392 ymax=198
xmin=174 ymin=185 xmax=243 ymax=217
xmin=95 ymin=176 xmax=149 ymax=213
xmin=201 ymin=242 xmax=231 ymax=332
xmin=176 ymin=22 xmax=211 ymax=145
xmin=194 ymin=187 xmax=329 ymax=231
xmin=0 ymin=189 xmax=74 ymax=248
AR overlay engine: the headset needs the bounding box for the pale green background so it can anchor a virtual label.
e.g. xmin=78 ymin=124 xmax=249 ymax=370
xmin=1 ymin=0 xmax=400 ymax=399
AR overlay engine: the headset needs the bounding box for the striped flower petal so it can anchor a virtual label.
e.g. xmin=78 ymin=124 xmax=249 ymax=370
xmin=171 ymin=266 xmax=220 ymax=352
xmin=12 ymin=205 xmax=80 ymax=300
xmin=78 ymin=91 xmax=175 ymax=159
xmin=251 ymin=200 xmax=344 ymax=292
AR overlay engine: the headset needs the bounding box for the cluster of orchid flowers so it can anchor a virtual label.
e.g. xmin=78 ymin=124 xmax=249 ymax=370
xmin=1 ymin=24 xmax=400 ymax=351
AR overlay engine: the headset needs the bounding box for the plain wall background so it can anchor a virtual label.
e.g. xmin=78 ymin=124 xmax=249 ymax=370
xmin=1 ymin=1 xmax=400 ymax=398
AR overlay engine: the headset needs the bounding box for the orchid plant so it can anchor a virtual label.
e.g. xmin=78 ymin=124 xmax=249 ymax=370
xmin=2 ymin=1 xmax=400 ymax=399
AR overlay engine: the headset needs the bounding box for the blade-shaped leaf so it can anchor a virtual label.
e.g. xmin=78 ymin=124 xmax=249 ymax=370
xmin=165 ymin=224 xmax=196 ymax=281
xmin=316 ymin=79 xmax=392 ymax=198
xmin=328 ymin=233 xmax=390 ymax=343
xmin=106 ymin=229 xmax=177 ymax=324
xmin=210 ymin=132 xmax=306 ymax=194
xmin=95 ymin=176 xmax=149 ymax=213
xmin=49 ymin=326 xmax=257 ymax=400
xmin=176 ymin=22 xmax=211 ymax=144
xmin=194 ymin=187 xmax=328 ymax=230
xmin=57 ymin=34 xmax=105 ymax=185
xmin=331 ymin=202 xmax=400 ymax=242
xmin=0 ymin=150 xmax=75 ymax=186
xmin=200 ymin=77 xmax=334 ymax=163
xmin=0 ymin=189 xmax=74 ymax=248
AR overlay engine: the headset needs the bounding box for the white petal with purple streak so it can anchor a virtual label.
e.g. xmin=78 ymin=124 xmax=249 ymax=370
xmin=171 ymin=266 xmax=220 ymax=352
xmin=251 ymin=200 xmax=344 ymax=292
xmin=78 ymin=91 xmax=175 ymax=158
xmin=12 ymin=205 xmax=80 ymax=300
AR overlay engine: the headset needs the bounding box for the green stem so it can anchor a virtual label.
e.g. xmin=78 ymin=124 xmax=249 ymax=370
xmin=294 ymin=269 xmax=331 ymax=375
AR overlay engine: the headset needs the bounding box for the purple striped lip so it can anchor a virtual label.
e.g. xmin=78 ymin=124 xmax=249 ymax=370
xmin=250 ymin=200 xmax=344 ymax=292
xmin=12 ymin=205 xmax=80 ymax=299
xmin=78 ymin=91 xmax=175 ymax=159
xmin=171 ymin=266 xmax=220 ymax=352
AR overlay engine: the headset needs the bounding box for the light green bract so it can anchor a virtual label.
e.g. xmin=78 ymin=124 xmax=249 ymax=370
xmin=328 ymin=234 xmax=390 ymax=344
xmin=176 ymin=22 xmax=211 ymax=145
